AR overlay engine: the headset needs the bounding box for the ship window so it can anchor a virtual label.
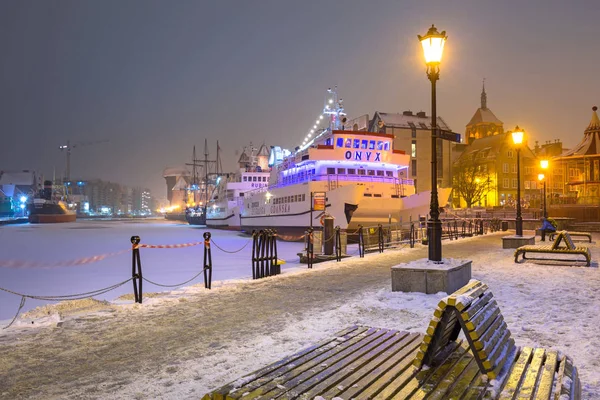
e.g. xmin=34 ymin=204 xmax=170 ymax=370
xmin=358 ymin=169 xmax=366 ymax=176
xmin=377 ymin=170 xmax=384 ymax=176
xmin=252 ymin=176 xmax=257 ymax=181
xmin=377 ymin=141 xmax=383 ymax=150
xmin=263 ymin=177 xmax=267 ymax=181
xmin=348 ymin=168 xmax=356 ymax=174
xmin=336 ymin=138 xmax=344 ymax=147
xmin=368 ymin=170 xmax=375 ymax=176
xmin=337 ymin=168 xmax=346 ymax=174
xmin=361 ymin=140 xmax=368 ymax=149
xmin=325 ymin=138 xmax=332 ymax=146
xmin=243 ymin=176 xmax=247 ymax=182
xmin=302 ymin=194 xmax=305 ymax=201
xmin=345 ymin=138 xmax=352 ymax=148
xmin=327 ymin=168 xmax=335 ymax=175
xmin=353 ymin=139 xmax=360 ymax=148
xmin=369 ymin=140 xmax=376 ymax=150
xmin=384 ymin=142 xmax=390 ymax=151
xmin=386 ymin=171 xmax=393 ymax=177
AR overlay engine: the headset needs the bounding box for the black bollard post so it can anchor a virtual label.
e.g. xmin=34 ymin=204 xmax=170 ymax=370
xmin=251 ymin=230 xmax=258 ymax=279
xmin=306 ymin=228 xmax=314 ymax=269
xmin=266 ymin=229 xmax=273 ymax=277
xmin=258 ymin=230 xmax=266 ymax=278
xmin=378 ymin=224 xmax=384 ymax=253
xmin=358 ymin=225 xmax=365 ymax=258
xmin=409 ymin=223 xmax=415 ymax=248
xmin=130 ymin=236 xmax=143 ymax=304
xmin=203 ymin=232 xmax=212 ymax=289
xmin=272 ymin=230 xmax=280 ymax=275
xmin=335 ymin=226 xmax=341 ymax=262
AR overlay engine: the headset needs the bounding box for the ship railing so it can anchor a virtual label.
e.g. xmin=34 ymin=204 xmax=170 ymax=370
xmin=272 ymin=174 xmax=415 ymax=189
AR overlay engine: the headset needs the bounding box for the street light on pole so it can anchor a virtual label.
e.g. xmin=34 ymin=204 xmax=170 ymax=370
xmin=539 ymin=159 xmax=549 ymax=218
xmin=418 ymin=24 xmax=447 ymax=262
xmin=511 ymin=127 xmax=524 ymax=236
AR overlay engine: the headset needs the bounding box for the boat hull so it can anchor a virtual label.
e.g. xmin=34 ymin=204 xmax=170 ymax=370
xmin=240 ymin=184 xmax=452 ymax=240
xmin=29 ymin=213 xmax=77 ymax=223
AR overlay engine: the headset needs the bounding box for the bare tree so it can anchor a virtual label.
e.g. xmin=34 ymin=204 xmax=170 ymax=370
xmin=453 ymin=163 xmax=490 ymax=208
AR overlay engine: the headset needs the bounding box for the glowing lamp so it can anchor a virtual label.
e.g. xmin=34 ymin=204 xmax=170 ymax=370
xmin=418 ymin=25 xmax=447 ymax=65
xmin=20 ymin=196 xmax=27 ymax=203
xmin=319 ymin=115 xmax=324 ymax=120
xmin=20 ymin=204 xmax=25 ymax=209
xmin=538 ymin=173 xmax=545 ymax=181
xmin=540 ymin=159 xmax=549 ymax=170
xmin=511 ymin=126 xmax=524 ymax=145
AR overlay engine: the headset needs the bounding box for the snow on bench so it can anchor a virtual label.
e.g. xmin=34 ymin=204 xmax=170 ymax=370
xmin=202 ymin=280 xmax=581 ymax=399
xmin=515 ymin=231 xmax=592 ymax=267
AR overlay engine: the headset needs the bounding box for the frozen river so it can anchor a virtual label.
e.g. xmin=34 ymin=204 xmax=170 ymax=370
xmin=0 ymin=219 xmax=309 ymax=321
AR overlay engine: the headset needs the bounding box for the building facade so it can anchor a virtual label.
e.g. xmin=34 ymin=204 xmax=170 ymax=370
xmin=549 ymin=107 xmax=600 ymax=205
xmin=369 ymin=111 xmax=458 ymax=195
xmin=465 ymin=83 xmax=504 ymax=145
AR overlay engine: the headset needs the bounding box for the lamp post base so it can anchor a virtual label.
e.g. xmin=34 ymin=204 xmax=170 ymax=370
xmin=427 ymin=219 xmax=443 ymax=262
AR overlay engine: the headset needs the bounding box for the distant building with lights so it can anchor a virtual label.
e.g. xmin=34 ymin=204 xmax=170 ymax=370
xmin=367 ymin=111 xmax=460 ymax=195
xmin=549 ymin=107 xmax=600 ymax=206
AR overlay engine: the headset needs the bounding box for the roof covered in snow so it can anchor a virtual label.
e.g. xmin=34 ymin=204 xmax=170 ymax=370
xmin=0 ymin=170 xmax=35 ymax=185
xmin=372 ymin=111 xmax=451 ymax=131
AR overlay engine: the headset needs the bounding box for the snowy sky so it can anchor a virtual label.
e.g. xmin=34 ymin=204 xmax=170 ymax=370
xmin=1 ymin=0 xmax=599 ymax=197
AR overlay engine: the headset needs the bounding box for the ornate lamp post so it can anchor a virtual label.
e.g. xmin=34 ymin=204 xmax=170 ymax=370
xmin=539 ymin=159 xmax=549 ymax=218
xmin=418 ymin=24 xmax=447 ymax=262
xmin=511 ymin=127 xmax=524 ymax=236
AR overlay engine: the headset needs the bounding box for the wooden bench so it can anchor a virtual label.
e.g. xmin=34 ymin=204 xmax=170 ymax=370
xmin=548 ymin=231 xmax=592 ymax=243
xmin=515 ymin=231 xmax=592 ymax=267
xmin=203 ymin=280 xmax=581 ymax=399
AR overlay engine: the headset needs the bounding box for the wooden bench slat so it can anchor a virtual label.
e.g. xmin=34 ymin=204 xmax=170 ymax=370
xmin=461 ymin=291 xmax=494 ymax=321
xmin=425 ymin=352 xmax=479 ymax=400
xmin=518 ymin=347 xmax=546 ymax=398
xmin=468 ymin=307 xmax=501 ymax=341
xmin=464 ymin=299 xmax=498 ymax=331
xmin=212 ymin=325 xmax=365 ymax=399
xmin=397 ymin=341 xmax=471 ymax=400
xmin=233 ymin=326 xmax=379 ymax=399
xmin=318 ymin=332 xmax=421 ymax=399
xmin=444 ymin=357 xmax=483 ymax=400
xmin=535 ymin=350 xmax=558 ymax=400
xmin=253 ymin=327 xmax=392 ymax=399
xmin=499 ymin=346 xmax=533 ymax=399
xmin=289 ymin=330 xmax=414 ymax=399
xmin=473 ymin=316 xmax=506 ymax=351
xmin=334 ymin=335 xmax=423 ymax=399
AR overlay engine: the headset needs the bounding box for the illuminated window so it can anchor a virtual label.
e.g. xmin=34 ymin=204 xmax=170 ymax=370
xmin=337 ymin=168 xmax=346 ymax=174
xmin=512 ymin=179 xmax=518 ymax=188
xmin=384 ymin=142 xmax=390 ymax=151
xmin=336 ymin=138 xmax=344 ymax=147
xmin=358 ymin=169 xmax=366 ymax=175
xmin=503 ymin=163 xmax=509 ymax=173
xmin=345 ymin=138 xmax=352 ymax=148
xmin=503 ymin=178 xmax=509 ymax=188
xmin=376 ymin=170 xmax=384 ymax=176
xmin=348 ymin=168 xmax=356 ymax=174
xmin=361 ymin=140 xmax=368 ymax=149
xmin=385 ymin=171 xmax=393 ymax=177
xmin=507 ymin=150 xmax=513 ymax=158
xmin=512 ymin=164 xmax=517 ymax=173
xmin=411 ymin=140 xmax=417 ymax=158
xmin=369 ymin=140 xmax=376 ymax=150
xmin=353 ymin=139 xmax=360 ymax=149
xmin=367 ymin=170 xmax=375 ymax=176
xmin=524 ymin=181 xmax=530 ymax=189
xmin=377 ymin=141 xmax=383 ymax=150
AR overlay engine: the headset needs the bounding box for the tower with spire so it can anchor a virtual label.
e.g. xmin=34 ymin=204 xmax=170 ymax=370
xmin=465 ymin=80 xmax=504 ymax=144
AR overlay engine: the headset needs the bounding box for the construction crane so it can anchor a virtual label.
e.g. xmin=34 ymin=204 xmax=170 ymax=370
xmin=58 ymin=139 xmax=109 ymax=182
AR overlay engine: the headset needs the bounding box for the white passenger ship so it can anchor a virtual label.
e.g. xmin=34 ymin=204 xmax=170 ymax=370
xmin=206 ymin=145 xmax=272 ymax=229
xmin=240 ymin=130 xmax=451 ymax=239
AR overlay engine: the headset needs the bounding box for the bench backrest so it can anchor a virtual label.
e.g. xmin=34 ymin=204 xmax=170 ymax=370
xmin=552 ymin=231 xmax=576 ymax=250
xmin=413 ymin=280 xmax=515 ymax=379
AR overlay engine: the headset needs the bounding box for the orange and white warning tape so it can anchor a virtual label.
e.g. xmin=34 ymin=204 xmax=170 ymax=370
xmin=0 ymin=249 xmax=131 ymax=269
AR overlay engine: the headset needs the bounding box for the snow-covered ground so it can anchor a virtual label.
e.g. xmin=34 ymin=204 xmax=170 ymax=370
xmin=0 ymin=220 xmax=310 ymax=321
xmin=0 ymin=228 xmax=598 ymax=399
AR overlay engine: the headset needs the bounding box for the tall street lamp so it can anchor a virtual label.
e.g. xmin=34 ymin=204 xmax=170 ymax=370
xmin=511 ymin=127 xmax=524 ymax=236
xmin=539 ymin=159 xmax=549 ymax=218
xmin=418 ymin=24 xmax=447 ymax=262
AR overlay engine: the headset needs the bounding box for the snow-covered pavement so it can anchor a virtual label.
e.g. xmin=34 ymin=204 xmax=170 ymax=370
xmin=0 ymin=220 xmax=308 ymax=321
xmin=0 ymin=229 xmax=598 ymax=399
